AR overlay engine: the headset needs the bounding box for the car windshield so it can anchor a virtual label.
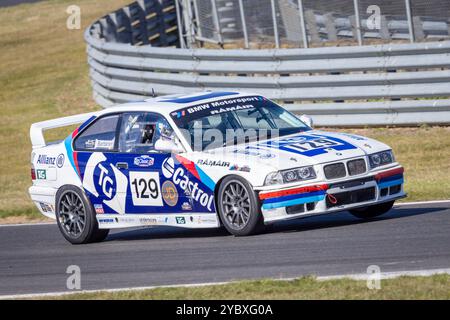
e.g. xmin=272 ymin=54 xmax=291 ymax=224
xmin=170 ymin=96 xmax=311 ymax=151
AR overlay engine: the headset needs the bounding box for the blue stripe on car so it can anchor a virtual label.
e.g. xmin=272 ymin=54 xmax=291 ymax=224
xmin=378 ymin=174 xmax=403 ymax=183
xmin=195 ymin=164 xmax=216 ymax=191
xmin=160 ymin=92 xmax=238 ymax=104
xmin=262 ymin=195 xmax=326 ymax=210
xmin=263 ymin=190 xmax=327 ymax=205
xmin=378 ymin=178 xmax=404 ymax=189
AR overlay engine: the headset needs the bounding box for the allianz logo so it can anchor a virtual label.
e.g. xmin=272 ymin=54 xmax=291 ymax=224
xmin=162 ymin=157 xmax=214 ymax=211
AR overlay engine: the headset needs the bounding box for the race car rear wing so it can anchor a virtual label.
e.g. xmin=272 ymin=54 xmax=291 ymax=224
xmin=30 ymin=112 xmax=97 ymax=149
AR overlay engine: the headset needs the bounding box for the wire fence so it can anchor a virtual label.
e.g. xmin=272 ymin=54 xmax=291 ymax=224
xmin=180 ymin=0 xmax=450 ymax=48
xmin=84 ymin=0 xmax=450 ymax=126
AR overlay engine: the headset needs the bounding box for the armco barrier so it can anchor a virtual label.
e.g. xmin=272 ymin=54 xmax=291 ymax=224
xmin=85 ymin=18 xmax=450 ymax=126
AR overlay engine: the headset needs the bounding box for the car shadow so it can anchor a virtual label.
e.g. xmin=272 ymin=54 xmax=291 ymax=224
xmin=268 ymin=205 xmax=447 ymax=234
xmin=105 ymin=205 xmax=448 ymax=242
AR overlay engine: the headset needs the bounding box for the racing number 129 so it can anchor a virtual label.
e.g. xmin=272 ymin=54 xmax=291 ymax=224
xmin=131 ymin=178 xmax=159 ymax=199
xmin=129 ymin=172 xmax=163 ymax=206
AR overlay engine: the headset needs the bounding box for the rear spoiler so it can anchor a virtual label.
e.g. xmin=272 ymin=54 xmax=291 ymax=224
xmin=30 ymin=112 xmax=97 ymax=149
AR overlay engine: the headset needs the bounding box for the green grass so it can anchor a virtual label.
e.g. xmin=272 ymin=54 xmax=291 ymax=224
xmin=0 ymin=1 xmax=449 ymax=222
xmin=0 ymin=0 xmax=132 ymax=221
xmin=37 ymin=275 xmax=450 ymax=299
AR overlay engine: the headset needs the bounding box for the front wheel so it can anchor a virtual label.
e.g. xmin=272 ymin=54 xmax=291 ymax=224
xmin=349 ymin=200 xmax=395 ymax=219
xmin=217 ymin=176 xmax=264 ymax=236
xmin=55 ymin=186 xmax=109 ymax=244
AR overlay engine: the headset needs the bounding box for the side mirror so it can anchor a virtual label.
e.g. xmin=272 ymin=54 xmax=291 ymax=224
xmin=299 ymin=114 xmax=313 ymax=128
xmin=154 ymin=138 xmax=184 ymax=154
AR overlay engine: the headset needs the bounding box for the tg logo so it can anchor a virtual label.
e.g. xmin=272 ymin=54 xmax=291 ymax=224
xmin=82 ymin=153 xmax=127 ymax=214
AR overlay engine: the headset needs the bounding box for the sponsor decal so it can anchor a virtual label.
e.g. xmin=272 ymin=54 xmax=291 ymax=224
xmin=85 ymin=140 xmax=95 ymax=149
xmin=197 ymin=216 xmax=218 ymax=224
xmin=134 ymin=155 xmax=154 ymax=167
xmin=162 ymin=180 xmax=178 ymax=207
xmin=162 ymin=157 xmax=214 ymax=211
xmin=94 ymin=139 xmax=114 ymax=149
xmin=116 ymin=217 xmax=136 ymax=224
xmin=197 ymin=159 xmax=230 ymax=167
xmin=82 ymin=153 xmax=127 ymax=214
xmin=37 ymin=155 xmax=56 ymax=165
xmin=170 ymin=96 xmax=262 ymax=123
xmin=260 ymin=134 xmax=357 ymax=157
xmin=162 ymin=157 xmax=175 ymax=178
xmin=139 ymin=217 xmax=158 ymax=226
xmin=39 ymin=202 xmax=53 ymax=213
xmin=56 ymin=154 xmax=65 ymax=168
xmin=210 ymin=104 xmax=254 ymax=116
xmin=229 ymin=165 xmax=251 ymax=172
xmin=182 ymin=202 xmax=193 ymax=211
xmin=94 ymin=204 xmax=104 ymax=214
xmin=176 ymin=217 xmax=186 ymax=224
xmin=171 ymin=110 xmax=186 ymax=118
xmin=36 ymin=169 xmax=47 ymax=180
xmin=98 ymin=218 xmax=115 ymax=224
xmin=233 ymin=147 xmax=275 ymax=159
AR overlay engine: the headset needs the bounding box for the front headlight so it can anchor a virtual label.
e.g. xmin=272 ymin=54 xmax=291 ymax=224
xmin=264 ymin=166 xmax=316 ymax=186
xmin=369 ymin=150 xmax=394 ymax=169
xmin=264 ymin=171 xmax=284 ymax=186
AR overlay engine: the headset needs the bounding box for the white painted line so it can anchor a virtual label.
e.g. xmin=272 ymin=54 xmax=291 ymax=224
xmin=0 ymin=280 xmax=233 ymax=300
xmin=1 ymin=268 xmax=449 ymax=300
xmin=316 ymin=268 xmax=450 ymax=281
xmin=394 ymin=200 xmax=450 ymax=207
xmin=0 ymin=221 xmax=55 ymax=228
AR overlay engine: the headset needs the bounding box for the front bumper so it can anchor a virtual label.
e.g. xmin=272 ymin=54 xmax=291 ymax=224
xmin=259 ymin=166 xmax=405 ymax=223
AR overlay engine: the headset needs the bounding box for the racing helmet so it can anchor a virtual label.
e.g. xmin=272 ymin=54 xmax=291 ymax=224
xmin=141 ymin=123 xmax=155 ymax=144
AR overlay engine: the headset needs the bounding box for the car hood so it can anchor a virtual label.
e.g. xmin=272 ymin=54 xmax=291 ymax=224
xmin=209 ymin=130 xmax=391 ymax=171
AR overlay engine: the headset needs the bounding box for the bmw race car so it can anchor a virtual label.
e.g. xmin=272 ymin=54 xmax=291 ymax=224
xmin=29 ymin=92 xmax=406 ymax=244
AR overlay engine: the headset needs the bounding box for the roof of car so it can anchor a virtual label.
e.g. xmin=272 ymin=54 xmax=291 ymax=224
xmin=97 ymin=91 xmax=259 ymax=117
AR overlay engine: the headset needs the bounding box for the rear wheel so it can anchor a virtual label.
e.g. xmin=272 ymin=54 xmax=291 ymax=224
xmin=56 ymin=186 xmax=109 ymax=244
xmin=217 ymin=176 xmax=264 ymax=236
xmin=349 ymin=200 xmax=395 ymax=219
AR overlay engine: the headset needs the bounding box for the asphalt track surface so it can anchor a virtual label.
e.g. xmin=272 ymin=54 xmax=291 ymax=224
xmin=0 ymin=0 xmax=42 ymax=8
xmin=0 ymin=202 xmax=449 ymax=296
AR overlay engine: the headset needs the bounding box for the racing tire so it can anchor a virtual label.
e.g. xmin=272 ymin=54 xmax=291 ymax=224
xmin=349 ymin=200 xmax=395 ymax=219
xmin=217 ymin=176 xmax=264 ymax=236
xmin=55 ymin=185 xmax=109 ymax=244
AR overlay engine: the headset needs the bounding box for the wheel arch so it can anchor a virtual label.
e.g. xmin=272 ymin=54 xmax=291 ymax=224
xmin=213 ymin=174 xmax=260 ymax=226
xmin=55 ymin=184 xmax=94 ymax=214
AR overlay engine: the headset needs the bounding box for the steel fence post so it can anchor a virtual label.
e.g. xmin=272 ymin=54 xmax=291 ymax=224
xmin=271 ymin=0 xmax=280 ymax=48
xmin=238 ymin=0 xmax=249 ymax=49
xmin=297 ymin=0 xmax=308 ymax=48
xmin=353 ymin=0 xmax=363 ymax=45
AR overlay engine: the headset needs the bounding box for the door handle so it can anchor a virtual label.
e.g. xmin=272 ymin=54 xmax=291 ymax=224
xmin=116 ymin=162 xmax=128 ymax=170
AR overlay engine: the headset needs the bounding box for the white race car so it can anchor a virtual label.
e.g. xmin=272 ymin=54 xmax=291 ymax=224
xmin=29 ymin=92 xmax=406 ymax=244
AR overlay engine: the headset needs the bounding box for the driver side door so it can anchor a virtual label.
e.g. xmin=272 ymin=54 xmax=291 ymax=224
xmin=114 ymin=112 xmax=188 ymax=215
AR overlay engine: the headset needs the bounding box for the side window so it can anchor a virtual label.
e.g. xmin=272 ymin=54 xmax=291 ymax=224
xmin=74 ymin=115 xmax=120 ymax=151
xmin=118 ymin=112 xmax=174 ymax=153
